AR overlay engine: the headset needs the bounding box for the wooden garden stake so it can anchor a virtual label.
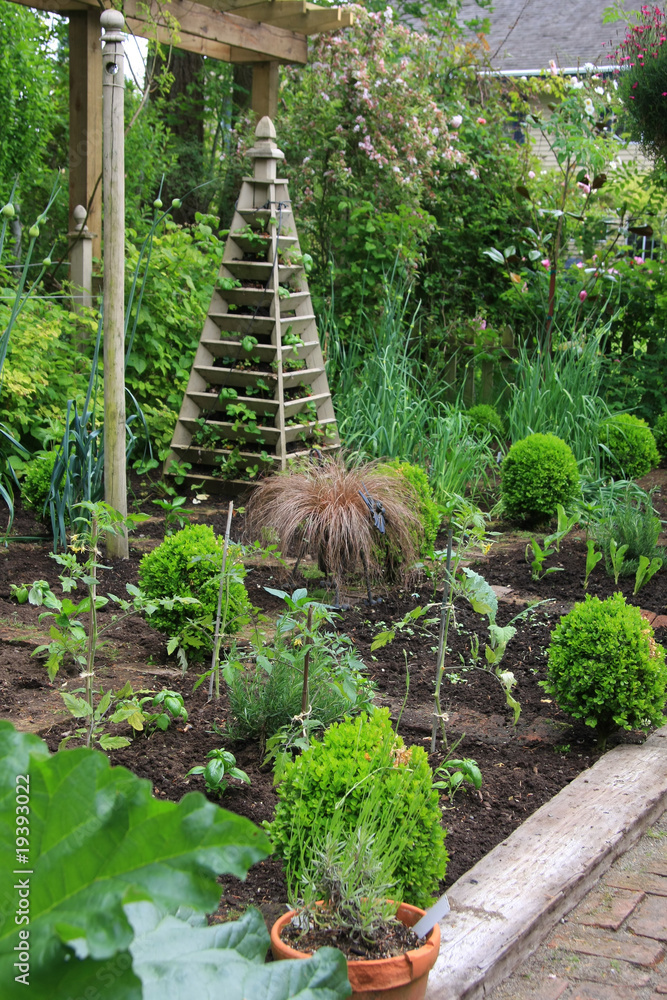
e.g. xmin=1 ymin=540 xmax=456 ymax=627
xmin=209 ymin=501 xmax=234 ymax=700
xmin=431 ymin=528 xmax=454 ymax=754
xmin=101 ymin=10 xmax=128 ymax=558
xmin=301 ymin=604 xmax=314 ymax=715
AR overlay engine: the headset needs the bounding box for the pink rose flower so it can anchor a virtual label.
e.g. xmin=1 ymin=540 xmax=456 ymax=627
xmin=579 ymin=290 xmax=588 ymax=302
xmin=476 ymin=117 xmax=487 ymax=124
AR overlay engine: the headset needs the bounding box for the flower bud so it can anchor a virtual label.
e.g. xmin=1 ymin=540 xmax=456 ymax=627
xmin=29 ymin=225 xmax=39 ymax=239
xmin=171 ymin=198 xmax=181 ymax=209
xmin=579 ymin=290 xmax=588 ymax=302
xmin=1 ymin=203 xmax=15 ymax=219
xmin=42 ymin=257 xmax=52 ymax=266
xmin=153 ymin=198 xmax=163 ymax=209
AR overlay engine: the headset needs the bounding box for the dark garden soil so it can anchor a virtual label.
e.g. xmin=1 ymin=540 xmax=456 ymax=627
xmin=1 ymin=471 xmax=666 ymax=931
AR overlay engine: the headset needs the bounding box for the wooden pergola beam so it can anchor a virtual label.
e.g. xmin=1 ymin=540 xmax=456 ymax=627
xmin=123 ymin=0 xmax=308 ymax=63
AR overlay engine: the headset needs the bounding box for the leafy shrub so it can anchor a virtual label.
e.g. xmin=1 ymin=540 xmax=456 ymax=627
xmin=592 ymin=488 xmax=663 ymax=577
xmin=544 ymin=593 xmax=667 ymax=742
xmin=501 ymin=433 xmax=579 ymax=524
xmin=600 ymin=413 xmax=660 ymax=480
xmin=138 ymin=524 xmax=249 ymax=641
xmin=20 ymin=451 xmax=59 ymax=516
xmin=466 ymin=404 xmax=505 ymax=444
xmin=268 ymin=708 xmax=448 ymax=909
xmin=653 ymin=412 xmax=667 ymax=461
xmin=378 ymin=459 xmax=441 ymax=556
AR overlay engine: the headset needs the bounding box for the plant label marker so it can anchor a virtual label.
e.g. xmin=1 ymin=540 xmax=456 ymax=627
xmin=412 ymin=892 xmax=450 ymax=938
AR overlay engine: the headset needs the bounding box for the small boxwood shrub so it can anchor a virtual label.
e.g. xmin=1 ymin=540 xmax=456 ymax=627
xmin=544 ymin=593 xmax=667 ymax=743
xmin=378 ymin=459 xmax=441 ymax=556
xmin=653 ymin=412 xmax=667 ymax=462
xmin=466 ymin=404 xmax=505 ymax=444
xmin=268 ymin=708 xmax=448 ymax=909
xmin=501 ymin=433 xmax=579 ymax=524
xmin=21 ymin=451 xmax=59 ymax=517
xmin=138 ymin=524 xmax=249 ymax=640
xmin=600 ymin=413 xmax=659 ymax=479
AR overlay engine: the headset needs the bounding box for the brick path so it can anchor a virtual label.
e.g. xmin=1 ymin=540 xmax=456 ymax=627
xmin=487 ymin=809 xmax=667 ymax=1000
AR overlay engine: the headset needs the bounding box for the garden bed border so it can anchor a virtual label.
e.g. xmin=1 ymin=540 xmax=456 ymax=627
xmin=426 ymin=725 xmax=667 ymax=999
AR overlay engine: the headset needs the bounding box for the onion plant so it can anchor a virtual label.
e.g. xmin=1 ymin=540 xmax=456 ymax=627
xmin=503 ymin=327 xmax=616 ymax=478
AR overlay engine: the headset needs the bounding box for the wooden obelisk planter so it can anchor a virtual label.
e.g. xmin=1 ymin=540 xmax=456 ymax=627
xmin=165 ymin=117 xmax=339 ymax=493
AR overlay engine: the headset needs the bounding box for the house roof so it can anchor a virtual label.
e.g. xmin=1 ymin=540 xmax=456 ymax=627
xmin=458 ymin=0 xmax=645 ymax=72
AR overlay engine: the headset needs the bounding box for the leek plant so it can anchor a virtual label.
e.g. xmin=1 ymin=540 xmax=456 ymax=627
xmin=327 ymin=276 xmax=495 ymax=502
xmin=0 ymin=181 xmax=60 ymax=532
xmin=503 ymin=328 xmax=616 ymax=477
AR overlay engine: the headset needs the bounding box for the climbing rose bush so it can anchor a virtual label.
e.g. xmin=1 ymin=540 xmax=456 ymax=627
xmin=279 ymin=5 xmax=467 ymax=212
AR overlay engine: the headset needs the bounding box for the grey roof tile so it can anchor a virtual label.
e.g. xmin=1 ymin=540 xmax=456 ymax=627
xmin=458 ymin=0 xmax=645 ymax=71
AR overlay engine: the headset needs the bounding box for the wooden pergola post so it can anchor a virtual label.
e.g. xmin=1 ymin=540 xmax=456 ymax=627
xmin=101 ymin=9 xmax=128 ymax=558
xmin=251 ymin=62 xmax=279 ymax=118
xmin=69 ymin=10 xmax=102 ymax=264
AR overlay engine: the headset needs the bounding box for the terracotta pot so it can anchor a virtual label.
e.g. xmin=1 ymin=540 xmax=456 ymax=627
xmin=270 ymin=901 xmax=441 ymax=1000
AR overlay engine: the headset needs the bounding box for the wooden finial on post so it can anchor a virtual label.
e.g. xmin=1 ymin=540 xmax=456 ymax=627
xmin=69 ymin=204 xmax=94 ymax=316
xmin=101 ymin=8 xmax=128 ymax=558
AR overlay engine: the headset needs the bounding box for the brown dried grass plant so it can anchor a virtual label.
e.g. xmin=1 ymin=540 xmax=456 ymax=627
xmin=246 ymin=455 xmax=422 ymax=590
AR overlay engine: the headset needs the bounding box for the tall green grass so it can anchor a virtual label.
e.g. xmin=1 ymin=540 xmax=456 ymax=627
xmin=504 ymin=328 xmax=616 ymax=478
xmin=325 ymin=278 xmax=495 ymax=502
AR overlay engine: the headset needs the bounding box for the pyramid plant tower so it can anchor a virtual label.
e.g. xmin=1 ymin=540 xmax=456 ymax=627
xmin=165 ymin=117 xmax=340 ymax=492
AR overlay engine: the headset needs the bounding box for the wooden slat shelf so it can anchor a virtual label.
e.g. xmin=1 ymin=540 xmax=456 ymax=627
xmin=224 ymin=287 xmax=273 ymax=307
xmin=172 ymin=443 xmax=279 ymax=466
xmin=283 ymin=391 xmax=330 ymax=417
xmin=279 ymin=314 xmax=315 ymax=335
xmin=237 ymin=209 xmax=277 ymax=228
xmin=181 ymin=417 xmax=281 ymax=446
xmin=209 ymin=313 xmax=275 ymax=334
xmin=202 ymin=339 xmax=278 ymax=362
xmin=284 ymin=418 xmax=336 ymax=444
xmin=223 ymin=260 xmax=300 ymax=282
xmin=282 ymin=366 xmax=324 ymax=388
xmin=194 ymin=365 xmax=277 ymax=388
xmin=187 ymin=391 xmax=279 ymax=416
xmin=166 ymin=117 xmax=339 ymax=488
xmin=230 ymin=233 xmax=297 ymax=253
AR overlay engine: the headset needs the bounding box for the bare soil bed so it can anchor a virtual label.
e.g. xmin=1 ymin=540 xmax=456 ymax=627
xmin=1 ymin=473 xmax=665 ymax=928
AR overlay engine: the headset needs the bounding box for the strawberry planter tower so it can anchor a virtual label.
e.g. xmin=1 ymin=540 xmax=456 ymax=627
xmin=165 ymin=117 xmax=339 ymax=492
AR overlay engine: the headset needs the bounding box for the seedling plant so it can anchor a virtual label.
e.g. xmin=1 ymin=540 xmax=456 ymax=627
xmin=187 ymin=748 xmax=250 ymax=796
xmin=25 ymin=501 xmax=196 ymax=749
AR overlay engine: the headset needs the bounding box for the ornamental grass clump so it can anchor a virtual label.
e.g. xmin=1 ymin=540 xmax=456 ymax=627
xmin=138 ymin=523 xmax=248 ymax=642
xmin=544 ymin=593 xmax=667 ymax=748
xmin=501 ymin=433 xmax=579 ymax=524
xmin=246 ymin=455 xmax=421 ymax=594
xmin=600 ymin=413 xmax=659 ymax=480
xmin=268 ymin=708 xmax=448 ymax=909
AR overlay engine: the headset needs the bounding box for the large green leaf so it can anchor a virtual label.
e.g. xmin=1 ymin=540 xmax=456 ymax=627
xmin=459 ymin=567 xmax=498 ymax=621
xmin=0 ymin=722 xmax=270 ymax=998
xmin=127 ymin=903 xmax=351 ymax=1000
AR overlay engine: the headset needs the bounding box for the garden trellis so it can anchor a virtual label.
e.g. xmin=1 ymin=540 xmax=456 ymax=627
xmin=165 ymin=116 xmax=339 ymax=490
